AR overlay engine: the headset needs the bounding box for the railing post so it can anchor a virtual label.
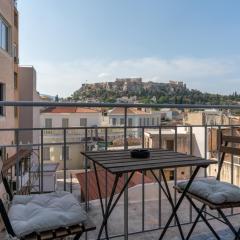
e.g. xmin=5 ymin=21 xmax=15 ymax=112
xmin=63 ymin=128 xmax=67 ymax=191
xmin=15 ymin=129 xmax=20 ymax=193
xmin=231 ymin=126 xmax=234 ymax=216
xmin=40 ymin=129 xmax=44 ymax=193
xmin=70 ymin=173 xmax=73 ymax=193
xmin=204 ymin=125 xmax=208 ymax=177
xmin=189 ymin=126 xmax=193 ymax=223
xmin=105 ymin=128 xmax=108 ymax=213
xmin=84 ymin=128 xmax=89 ymax=210
xmin=124 ymin=107 xmax=128 ymax=240
xmin=159 ymin=126 xmax=162 ymax=149
xmin=141 ymin=127 xmax=145 ymax=231
xmin=124 ymin=107 xmax=128 ymax=150
xmin=142 ymin=127 xmax=145 ymax=148
xmin=174 ymin=126 xmax=178 ymax=225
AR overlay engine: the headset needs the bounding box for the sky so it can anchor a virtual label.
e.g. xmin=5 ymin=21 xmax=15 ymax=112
xmin=18 ymin=0 xmax=240 ymax=97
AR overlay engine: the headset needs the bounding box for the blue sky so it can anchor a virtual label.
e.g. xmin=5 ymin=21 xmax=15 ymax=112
xmin=18 ymin=0 xmax=240 ymax=97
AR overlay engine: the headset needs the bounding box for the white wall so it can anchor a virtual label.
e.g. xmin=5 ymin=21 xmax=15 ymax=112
xmin=40 ymin=112 xmax=102 ymax=128
xmin=192 ymin=127 xmax=206 ymax=158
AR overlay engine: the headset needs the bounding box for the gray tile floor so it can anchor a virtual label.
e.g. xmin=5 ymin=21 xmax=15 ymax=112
xmin=1 ymin=176 xmax=239 ymax=240
xmin=0 ymin=214 xmax=239 ymax=239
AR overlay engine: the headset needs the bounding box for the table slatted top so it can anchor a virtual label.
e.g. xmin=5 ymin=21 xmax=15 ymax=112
xmin=81 ymin=149 xmax=217 ymax=175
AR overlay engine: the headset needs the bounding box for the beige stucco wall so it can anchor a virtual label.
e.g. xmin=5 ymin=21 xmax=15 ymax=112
xmin=40 ymin=112 xmax=102 ymax=170
xmin=43 ymin=143 xmax=86 ymax=170
xmin=19 ymin=66 xmax=41 ymax=144
xmin=0 ymin=0 xmax=19 ymax=159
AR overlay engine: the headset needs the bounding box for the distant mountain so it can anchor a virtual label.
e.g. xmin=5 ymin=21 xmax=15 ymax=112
xmin=67 ymin=78 xmax=240 ymax=105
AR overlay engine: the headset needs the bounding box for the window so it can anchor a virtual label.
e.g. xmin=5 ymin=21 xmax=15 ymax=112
xmin=14 ymin=106 xmax=18 ymax=118
xmin=0 ymin=147 xmax=5 ymax=161
xmin=157 ymin=117 xmax=160 ymax=126
xmin=45 ymin=118 xmax=52 ymax=128
xmin=14 ymin=72 xmax=17 ymax=89
xmin=147 ymin=118 xmax=150 ymax=126
xmin=80 ymin=118 xmax=87 ymax=127
xmin=0 ymin=83 xmax=5 ymax=116
xmin=112 ymin=118 xmax=117 ymax=126
xmin=152 ymin=118 xmax=155 ymax=126
xmin=61 ymin=146 xmax=69 ymax=161
xmin=62 ymin=118 xmax=69 ymax=128
xmin=13 ymin=43 xmax=18 ymax=63
xmin=120 ymin=118 xmax=124 ymax=125
xmin=43 ymin=147 xmax=50 ymax=160
xmin=128 ymin=118 xmax=133 ymax=126
xmin=139 ymin=118 xmax=142 ymax=126
xmin=14 ymin=11 xmax=18 ymax=28
xmin=0 ymin=19 xmax=10 ymax=52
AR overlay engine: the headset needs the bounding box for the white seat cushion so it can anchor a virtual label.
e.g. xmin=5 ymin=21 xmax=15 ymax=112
xmin=177 ymin=179 xmax=240 ymax=205
xmin=8 ymin=191 xmax=87 ymax=237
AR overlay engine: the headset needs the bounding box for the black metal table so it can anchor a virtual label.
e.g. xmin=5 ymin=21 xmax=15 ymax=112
xmin=82 ymin=149 xmax=217 ymax=240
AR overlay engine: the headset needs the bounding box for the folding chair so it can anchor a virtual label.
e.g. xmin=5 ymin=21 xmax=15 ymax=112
xmin=175 ymin=131 xmax=240 ymax=240
xmin=0 ymin=172 xmax=95 ymax=240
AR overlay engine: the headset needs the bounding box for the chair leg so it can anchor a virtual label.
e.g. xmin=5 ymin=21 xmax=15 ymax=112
xmin=186 ymin=204 xmax=205 ymax=240
xmin=186 ymin=197 xmax=220 ymax=240
xmin=236 ymin=228 xmax=240 ymax=240
xmin=73 ymin=232 xmax=83 ymax=240
xmin=217 ymin=209 xmax=240 ymax=240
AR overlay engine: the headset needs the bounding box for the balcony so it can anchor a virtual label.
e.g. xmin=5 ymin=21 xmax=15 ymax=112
xmin=0 ymin=101 xmax=240 ymax=239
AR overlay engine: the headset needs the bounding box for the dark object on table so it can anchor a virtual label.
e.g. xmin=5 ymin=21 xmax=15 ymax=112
xmin=130 ymin=149 xmax=150 ymax=158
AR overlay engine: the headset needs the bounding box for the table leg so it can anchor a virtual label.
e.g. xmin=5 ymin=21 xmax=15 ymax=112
xmin=159 ymin=166 xmax=201 ymax=240
xmin=93 ymin=163 xmax=109 ymax=239
xmin=94 ymin=169 xmax=135 ymax=240
xmin=150 ymin=170 xmax=185 ymax=240
xmin=97 ymin=174 xmax=119 ymax=240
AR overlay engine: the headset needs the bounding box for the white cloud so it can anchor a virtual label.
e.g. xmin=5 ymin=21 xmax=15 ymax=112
xmin=31 ymin=57 xmax=240 ymax=97
xmin=98 ymin=72 xmax=111 ymax=78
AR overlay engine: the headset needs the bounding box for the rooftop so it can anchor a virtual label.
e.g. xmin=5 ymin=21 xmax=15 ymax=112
xmin=109 ymin=107 xmax=151 ymax=115
xmin=76 ymin=170 xmax=152 ymax=201
xmin=41 ymin=107 xmax=100 ymax=114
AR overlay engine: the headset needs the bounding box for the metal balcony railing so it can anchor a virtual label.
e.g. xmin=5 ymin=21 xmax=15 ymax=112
xmin=0 ymin=101 xmax=240 ymax=239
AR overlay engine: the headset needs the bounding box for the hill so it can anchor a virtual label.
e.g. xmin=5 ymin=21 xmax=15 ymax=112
xmin=67 ymin=78 xmax=240 ymax=105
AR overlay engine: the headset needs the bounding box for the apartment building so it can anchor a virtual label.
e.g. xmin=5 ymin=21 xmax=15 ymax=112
xmin=40 ymin=107 xmax=102 ymax=169
xmin=0 ymin=0 xmax=19 ymax=162
xmin=144 ymin=127 xmax=206 ymax=181
xmin=111 ymin=107 xmax=161 ymax=127
xmin=184 ymin=109 xmax=240 ymax=126
xmin=19 ymin=66 xmax=41 ymax=145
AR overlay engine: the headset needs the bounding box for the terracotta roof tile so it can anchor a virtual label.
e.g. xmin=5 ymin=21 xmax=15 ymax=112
xmin=109 ymin=107 xmax=149 ymax=115
xmin=41 ymin=107 xmax=99 ymax=114
xmin=76 ymin=170 xmax=153 ymax=201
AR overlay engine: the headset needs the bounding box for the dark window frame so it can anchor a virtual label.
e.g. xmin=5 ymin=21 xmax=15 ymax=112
xmin=0 ymin=83 xmax=5 ymax=116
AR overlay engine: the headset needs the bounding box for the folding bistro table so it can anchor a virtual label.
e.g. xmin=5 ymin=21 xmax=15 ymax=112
xmin=82 ymin=149 xmax=217 ymax=240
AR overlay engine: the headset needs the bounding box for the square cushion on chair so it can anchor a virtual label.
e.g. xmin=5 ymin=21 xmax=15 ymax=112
xmin=177 ymin=179 xmax=240 ymax=205
xmin=8 ymin=191 xmax=87 ymax=237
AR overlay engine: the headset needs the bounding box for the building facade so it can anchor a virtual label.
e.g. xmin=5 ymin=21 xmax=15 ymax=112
xmin=144 ymin=127 xmax=206 ymax=181
xmin=0 ymin=0 xmax=19 ymax=165
xmin=108 ymin=107 xmax=161 ymax=138
xmin=40 ymin=107 xmax=102 ymax=170
xmin=19 ymin=66 xmax=41 ymax=145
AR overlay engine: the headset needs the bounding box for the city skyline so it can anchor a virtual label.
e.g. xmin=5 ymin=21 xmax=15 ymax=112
xmin=18 ymin=0 xmax=240 ymax=97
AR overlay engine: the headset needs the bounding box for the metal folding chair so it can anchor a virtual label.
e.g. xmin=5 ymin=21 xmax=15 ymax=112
xmin=0 ymin=172 xmax=95 ymax=240
xmin=175 ymin=131 xmax=240 ymax=240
